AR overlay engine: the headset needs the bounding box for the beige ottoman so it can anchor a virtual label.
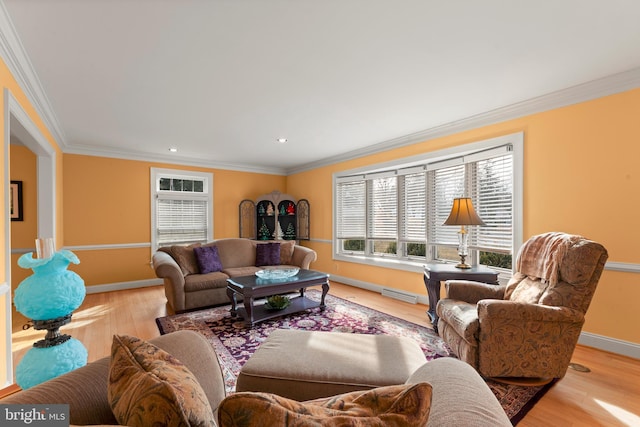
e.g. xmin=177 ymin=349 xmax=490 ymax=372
xmin=236 ymin=329 xmax=428 ymax=401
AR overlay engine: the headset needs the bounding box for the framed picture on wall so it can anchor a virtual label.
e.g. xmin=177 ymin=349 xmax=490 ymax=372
xmin=10 ymin=180 xmax=23 ymax=221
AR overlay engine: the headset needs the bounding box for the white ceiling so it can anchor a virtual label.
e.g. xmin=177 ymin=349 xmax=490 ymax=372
xmin=3 ymin=1 xmax=640 ymax=174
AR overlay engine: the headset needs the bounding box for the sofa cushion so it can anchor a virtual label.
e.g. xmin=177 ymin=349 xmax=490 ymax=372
xmin=107 ymin=334 xmax=215 ymax=427
xmin=217 ymin=383 xmax=432 ymax=427
xmin=256 ymin=242 xmax=280 ymax=266
xmin=160 ymin=243 xmax=202 ymax=276
xmin=193 ymin=245 xmax=223 ymax=274
xmin=184 ymin=271 xmax=229 ymax=292
xmin=222 ymin=266 xmax=261 ymax=278
xmin=278 ymin=240 xmax=295 ymax=265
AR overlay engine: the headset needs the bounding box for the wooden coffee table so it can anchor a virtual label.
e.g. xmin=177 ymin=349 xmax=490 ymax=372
xmin=226 ymin=269 xmax=330 ymax=326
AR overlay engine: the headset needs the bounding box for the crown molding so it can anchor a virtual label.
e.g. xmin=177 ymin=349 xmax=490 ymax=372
xmin=286 ymin=67 xmax=640 ymax=175
xmin=64 ymin=144 xmax=288 ymax=176
xmin=0 ymin=2 xmax=67 ymax=147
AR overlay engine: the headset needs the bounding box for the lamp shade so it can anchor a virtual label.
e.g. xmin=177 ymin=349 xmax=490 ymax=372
xmin=443 ymin=197 xmax=486 ymax=226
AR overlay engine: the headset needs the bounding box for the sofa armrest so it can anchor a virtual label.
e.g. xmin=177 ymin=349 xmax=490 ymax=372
xmin=152 ymin=251 xmax=186 ymax=312
xmin=291 ymin=245 xmax=317 ymax=270
xmin=0 ymin=331 xmax=226 ymax=426
xmin=445 ymin=280 xmax=506 ymax=304
xmin=0 ymin=357 xmax=117 ymax=425
xmin=406 ymin=358 xmax=511 ymax=426
xmin=150 ymin=330 xmax=227 ymax=417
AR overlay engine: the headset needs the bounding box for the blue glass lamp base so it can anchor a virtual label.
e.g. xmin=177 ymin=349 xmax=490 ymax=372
xmin=16 ymin=338 xmax=88 ymax=390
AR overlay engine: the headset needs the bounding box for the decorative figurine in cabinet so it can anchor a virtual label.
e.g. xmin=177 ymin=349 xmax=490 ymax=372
xmin=239 ymin=190 xmax=309 ymax=240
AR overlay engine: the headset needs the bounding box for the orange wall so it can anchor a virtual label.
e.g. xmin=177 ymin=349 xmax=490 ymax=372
xmin=9 ymin=145 xmax=37 ymax=290
xmin=62 ymin=154 xmax=288 ymax=286
xmin=288 ymin=88 xmax=640 ymax=345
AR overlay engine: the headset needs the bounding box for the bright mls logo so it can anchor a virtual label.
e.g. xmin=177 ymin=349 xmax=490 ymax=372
xmin=1 ymin=404 xmax=69 ymax=426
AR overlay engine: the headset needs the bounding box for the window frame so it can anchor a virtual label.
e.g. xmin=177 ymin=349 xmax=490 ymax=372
xmin=150 ymin=168 xmax=214 ymax=255
xmin=333 ymin=132 xmax=523 ymax=279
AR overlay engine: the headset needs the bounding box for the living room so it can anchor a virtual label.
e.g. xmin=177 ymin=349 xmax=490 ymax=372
xmin=2 ymin=2 xmax=640 ymax=426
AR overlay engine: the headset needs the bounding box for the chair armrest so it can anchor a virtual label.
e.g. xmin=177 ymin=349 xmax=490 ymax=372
xmin=291 ymin=245 xmax=317 ymax=269
xmin=478 ymin=299 xmax=584 ymax=323
xmin=476 ymin=300 xmax=585 ymax=378
xmin=445 ymin=280 xmax=506 ymax=304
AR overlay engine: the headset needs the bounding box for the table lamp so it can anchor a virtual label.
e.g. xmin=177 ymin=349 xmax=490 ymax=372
xmin=443 ymin=197 xmax=485 ymax=269
xmin=13 ymin=238 xmax=87 ymax=389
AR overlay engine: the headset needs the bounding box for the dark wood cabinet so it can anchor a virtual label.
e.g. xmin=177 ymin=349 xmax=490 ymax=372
xmin=239 ymin=191 xmax=310 ymax=240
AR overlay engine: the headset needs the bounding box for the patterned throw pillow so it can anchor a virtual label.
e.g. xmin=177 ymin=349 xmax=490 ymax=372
xmin=108 ymin=335 xmax=215 ymax=427
xmin=279 ymin=240 xmax=295 ymax=265
xmin=256 ymin=242 xmax=281 ymax=266
xmin=217 ymin=383 xmax=432 ymax=427
xmin=170 ymin=243 xmax=202 ymax=276
xmin=193 ymin=245 xmax=223 ymax=274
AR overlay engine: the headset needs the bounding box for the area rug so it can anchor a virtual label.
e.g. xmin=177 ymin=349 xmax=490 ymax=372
xmin=156 ymin=289 xmax=555 ymax=425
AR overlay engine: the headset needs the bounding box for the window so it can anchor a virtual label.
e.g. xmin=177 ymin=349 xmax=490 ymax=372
xmin=368 ymin=174 xmax=398 ymax=255
xmin=400 ymin=169 xmax=426 ymax=258
xmin=151 ymin=168 xmax=213 ymax=251
xmin=334 ymin=133 xmax=523 ymax=275
xmin=427 ymin=148 xmax=514 ymax=268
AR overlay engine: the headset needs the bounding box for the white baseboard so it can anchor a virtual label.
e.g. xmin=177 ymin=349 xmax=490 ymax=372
xmin=578 ymin=332 xmax=640 ymax=359
xmin=329 ymin=273 xmax=429 ymax=305
xmin=85 ymin=278 xmax=162 ymax=294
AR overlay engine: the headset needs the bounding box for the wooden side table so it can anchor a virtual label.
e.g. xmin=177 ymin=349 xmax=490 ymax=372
xmin=424 ymin=263 xmax=499 ymax=332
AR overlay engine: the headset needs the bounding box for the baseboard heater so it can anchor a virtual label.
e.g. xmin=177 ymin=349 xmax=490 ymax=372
xmin=381 ymin=288 xmax=418 ymax=304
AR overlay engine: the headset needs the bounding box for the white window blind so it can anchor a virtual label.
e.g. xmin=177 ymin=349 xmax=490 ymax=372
xmin=428 ymin=164 xmax=465 ymax=246
xmin=400 ymin=172 xmax=426 ymax=242
xmin=367 ymin=176 xmax=397 ymax=240
xmin=471 ymin=153 xmax=513 ymax=253
xmin=156 ymin=197 xmax=208 ymax=246
xmin=336 ymin=180 xmax=366 ymax=239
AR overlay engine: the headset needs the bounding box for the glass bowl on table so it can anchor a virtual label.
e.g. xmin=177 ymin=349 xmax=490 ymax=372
xmin=255 ymin=267 xmax=300 ymax=280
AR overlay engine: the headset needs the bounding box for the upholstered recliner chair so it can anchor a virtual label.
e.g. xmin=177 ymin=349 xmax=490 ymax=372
xmin=436 ymin=232 xmax=608 ymax=380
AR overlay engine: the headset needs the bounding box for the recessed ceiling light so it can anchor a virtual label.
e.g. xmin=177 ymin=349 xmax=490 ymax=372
xmin=169 ymin=147 xmax=178 ymax=152
xmin=276 ymin=138 xmax=288 ymax=144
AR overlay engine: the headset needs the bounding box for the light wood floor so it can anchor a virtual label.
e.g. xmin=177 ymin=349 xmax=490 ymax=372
xmin=8 ymin=283 xmax=640 ymax=426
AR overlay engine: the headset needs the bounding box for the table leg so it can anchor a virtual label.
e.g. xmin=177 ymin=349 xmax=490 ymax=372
xmin=320 ymin=280 xmax=330 ymax=309
xmin=243 ymin=296 xmax=255 ymax=326
xmin=227 ymin=288 xmax=238 ymax=317
xmin=424 ymin=275 xmax=441 ymax=333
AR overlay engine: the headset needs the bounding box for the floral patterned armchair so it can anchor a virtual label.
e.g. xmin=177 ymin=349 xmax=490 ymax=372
xmin=436 ymin=232 xmax=608 ymax=379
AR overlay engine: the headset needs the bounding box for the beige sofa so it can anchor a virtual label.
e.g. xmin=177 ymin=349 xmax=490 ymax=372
xmin=1 ymin=330 xmax=511 ymax=426
xmin=152 ymin=238 xmax=317 ymax=313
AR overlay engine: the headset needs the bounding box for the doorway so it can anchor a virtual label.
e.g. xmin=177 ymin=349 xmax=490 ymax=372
xmin=3 ymin=88 xmax=56 ymax=385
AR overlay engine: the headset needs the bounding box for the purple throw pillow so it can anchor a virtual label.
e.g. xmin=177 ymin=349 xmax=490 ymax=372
xmin=193 ymin=245 xmax=223 ymax=274
xmin=256 ymin=243 xmax=281 ymax=266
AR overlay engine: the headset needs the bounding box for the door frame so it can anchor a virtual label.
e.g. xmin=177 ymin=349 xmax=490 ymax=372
xmin=2 ymin=88 xmax=56 ymax=386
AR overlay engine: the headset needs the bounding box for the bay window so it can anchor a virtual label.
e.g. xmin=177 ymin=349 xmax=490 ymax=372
xmin=334 ymin=133 xmax=522 ymax=274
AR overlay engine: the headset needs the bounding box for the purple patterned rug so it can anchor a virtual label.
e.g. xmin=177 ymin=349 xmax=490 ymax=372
xmin=156 ymin=289 xmax=555 ymax=425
